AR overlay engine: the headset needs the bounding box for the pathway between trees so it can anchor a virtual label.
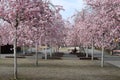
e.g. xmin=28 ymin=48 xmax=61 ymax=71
xmin=85 ymin=49 xmax=120 ymax=68
xmin=61 ymin=53 xmax=79 ymax=60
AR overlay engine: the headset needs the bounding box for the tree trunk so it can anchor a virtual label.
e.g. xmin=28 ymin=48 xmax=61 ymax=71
xmin=57 ymin=46 xmax=59 ymax=52
xmin=0 ymin=45 xmax=1 ymax=58
xmin=49 ymin=41 xmax=52 ymax=57
xmin=29 ymin=45 xmax=32 ymax=53
xmin=110 ymin=50 xmax=113 ymax=55
xmin=91 ymin=42 xmax=94 ymax=60
xmin=55 ymin=47 xmax=57 ymax=52
xmin=52 ymin=47 xmax=53 ymax=53
xmin=35 ymin=43 xmax=38 ymax=66
xmin=14 ymin=28 xmax=17 ymax=79
xmin=23 ymin=44 xmax=25 ymax=54
xmin=30 ymin=45 xmax=32 ymax=53
xmin=86 ymin=46 xmax=88 ymax=58
xmin=50 ymin=47 xmax=52 ymax=57
xmin=45 ymin=48 xmax=47 ymax=60
xmin=53 ymin=48 xmax=55 ymax=53
xmin=79 ymin=46 xmax=81 ymax=53
xmin=101 ymin=46 xmax=104 ymax=67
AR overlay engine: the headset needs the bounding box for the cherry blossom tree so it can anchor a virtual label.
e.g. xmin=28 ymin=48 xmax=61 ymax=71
xmin=0 ymin=0 xmax=58 ymax=79
xmin=71 ymin=0 xmax=120 ymax=67
xmin=64 ymin=20 xmax=74 ymax=47
xmin=85 ymin=0 xmax=120 ymax=67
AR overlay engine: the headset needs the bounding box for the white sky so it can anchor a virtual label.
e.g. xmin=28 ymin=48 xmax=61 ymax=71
xmin=51 ymin=0 xmax=85 ymax=20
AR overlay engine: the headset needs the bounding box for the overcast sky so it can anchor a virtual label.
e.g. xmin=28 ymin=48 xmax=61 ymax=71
xmin=51 ymin=0 xmax=85 ymax=20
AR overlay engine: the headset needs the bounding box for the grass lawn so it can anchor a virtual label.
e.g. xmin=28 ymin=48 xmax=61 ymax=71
xmin=0 ymin=58 xmax=120 ymax=80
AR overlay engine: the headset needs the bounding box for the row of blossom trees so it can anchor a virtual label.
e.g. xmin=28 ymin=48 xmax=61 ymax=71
xmin=65 ymin=0 xmax=120 ymax=67
xmin=0 ymin=0 xmax=65 ymax=79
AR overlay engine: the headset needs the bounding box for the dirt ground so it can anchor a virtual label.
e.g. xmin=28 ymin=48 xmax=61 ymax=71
xmin=0 ymin=58 xmax=120 ymax=80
